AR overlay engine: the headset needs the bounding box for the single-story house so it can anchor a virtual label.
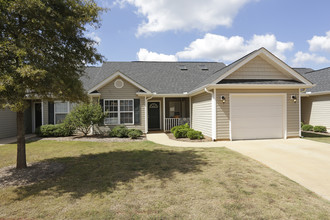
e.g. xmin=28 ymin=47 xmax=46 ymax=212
xmin=0 ymin=47 xmax=314 ymax=140
xmin=297 ymin=67 xmax=330 ymax=131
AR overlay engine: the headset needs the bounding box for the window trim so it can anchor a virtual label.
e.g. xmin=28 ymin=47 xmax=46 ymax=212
xmin=54 ymin=101 xmax=70 ymax=124
xmin=104 ymin=99 xmax=134 ymax=125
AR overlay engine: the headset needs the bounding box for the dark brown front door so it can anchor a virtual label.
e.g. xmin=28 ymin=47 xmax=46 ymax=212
xmin=148 ymin=102 xmax=160 ymax=130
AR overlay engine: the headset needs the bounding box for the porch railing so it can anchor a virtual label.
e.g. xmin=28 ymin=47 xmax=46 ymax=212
xmin=165 ymin=118 xmax=190 ymax=131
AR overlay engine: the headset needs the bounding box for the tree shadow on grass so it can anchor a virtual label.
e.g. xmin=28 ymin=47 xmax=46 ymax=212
xmin=13 ymin=149 xmax=207 ymax=200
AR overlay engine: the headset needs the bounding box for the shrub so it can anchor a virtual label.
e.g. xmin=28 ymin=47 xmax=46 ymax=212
xmin=128 ymin=129 xmax=143 ymax=139
xmin=173 ymin=127 xmax=193 ymax=138
xmin=187 ymin=130 xmax=204 ymax=140
xmin=301 ymin=124 xmax=314 ymax=131
xmin=313 ymin=126 xmax=327 ymax=133
xmin=36 ymin=124 xmax=74 ymax=137
xmin=64 ymin=103 xmax=104 ymax=136
xmin=171 ymin=123 xmax=190 ymax=134
xmin=301 ymin=122 xmax=304 ymax=128
xmin=109 ymin=125 xmax=129 ymax=138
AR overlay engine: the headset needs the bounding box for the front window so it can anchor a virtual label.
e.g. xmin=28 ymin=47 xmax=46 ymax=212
xmin=104 ymin=99 xmax=133 ymax=125
xmin=169 ymin=101 xmax=181 ymax=118
xmin=54 ymin=101 xmax=69 ymax=124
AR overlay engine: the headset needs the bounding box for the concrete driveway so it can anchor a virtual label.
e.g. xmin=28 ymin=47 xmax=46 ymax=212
xmin=227 ymin=138 xmax=330 ymax=201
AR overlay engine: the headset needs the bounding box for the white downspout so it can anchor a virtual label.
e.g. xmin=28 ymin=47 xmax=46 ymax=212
xmin=204 ymin=88 xmax=216 ymax=141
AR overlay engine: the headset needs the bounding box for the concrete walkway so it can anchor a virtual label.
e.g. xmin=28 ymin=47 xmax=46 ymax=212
xmin=147 ymin=133 xmax=330 ymax=201
xmin=146 ymin=133 xmax=228 ymax=147
xmin=0 ymin=134 xmax=36 ymax=146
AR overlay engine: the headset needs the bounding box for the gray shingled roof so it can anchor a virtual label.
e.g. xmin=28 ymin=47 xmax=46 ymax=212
xmin=301 ymin=67 xmax=330 ymax=93
xmin=293 ymin=68 xmax=314 ymax=75
xmin=82 ymin=62 xmax=226 ymax=94
xmin=80 ymin=50 xmax=312 ymax=95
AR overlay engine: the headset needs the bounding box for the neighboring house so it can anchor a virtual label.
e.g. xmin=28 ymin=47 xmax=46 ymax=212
xmin=0 ymin=48 xmax=314 ymax=140
xmin=297 ymin=67 xmax=330 ymax=131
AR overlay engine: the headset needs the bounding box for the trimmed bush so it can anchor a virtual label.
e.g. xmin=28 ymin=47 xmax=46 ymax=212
xmin=109 ymin=125 xmax=129 ymax=138
xmin=187 ymin=130 xmax=204 ymax=140
xmin=314 ymin=126 xmax=327 ymax=133
xmin=36 ymin=124 xmax=74 ymax=137
xmin=301 ymin=122 xmax=304 ymax=128
xmin=128 ymin=129 xmax=143 ymax=139
xmin=301 ymin=124 xmax=314 ymax=131
xmin=171 ymin=123 xmax=190 ymax=134
xmin=174 ymin=127 xmax=193 ymax=138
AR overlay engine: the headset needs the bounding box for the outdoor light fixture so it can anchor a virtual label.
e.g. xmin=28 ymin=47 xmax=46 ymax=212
xmin=291 ymin=95 xmax=297 ymax=103
xmin=220 ymin=95 xmax=226 ymax=104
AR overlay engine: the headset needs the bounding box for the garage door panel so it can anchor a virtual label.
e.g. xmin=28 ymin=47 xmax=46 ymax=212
xmin=231 ymin=94 xmax=284 ymax=140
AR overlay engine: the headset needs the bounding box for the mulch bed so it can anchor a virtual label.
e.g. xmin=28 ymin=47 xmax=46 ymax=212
xmin=0 ymin=162 xmax=65 ymax=188
xmin=166 ymin=133 xmax=212 ymax=142
xmin=29 ymin=135 xmax=146 ymax=143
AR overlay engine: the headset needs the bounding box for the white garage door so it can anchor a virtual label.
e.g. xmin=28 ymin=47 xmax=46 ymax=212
xmin=231 ymin=94 xmax=285 ymax=140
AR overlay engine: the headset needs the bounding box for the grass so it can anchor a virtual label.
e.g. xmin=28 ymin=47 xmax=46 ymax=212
xmin=302 ymin=131 xmax=330 ymax=144
xmin=1 ymin=140 xmax=330 ymax=219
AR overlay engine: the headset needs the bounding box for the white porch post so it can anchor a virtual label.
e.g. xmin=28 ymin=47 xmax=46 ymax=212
xmin=144 ymin=96 xmax=148 ymax=134
xmin=163 ymin=97 xmax=166 ymax=131
xmin=212 ymin=89 xmax=217 ymax=141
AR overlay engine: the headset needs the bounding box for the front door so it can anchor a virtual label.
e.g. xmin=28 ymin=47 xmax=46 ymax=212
xmin=35 ymin=103 xmax=42 ymax=129
xmin=148 ymin=102 xmax=160 ymax=130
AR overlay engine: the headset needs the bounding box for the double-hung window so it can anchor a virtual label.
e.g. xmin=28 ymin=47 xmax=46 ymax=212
xmin=104 ymin=99 xmax=134 ymax=125
xmin=54 ymin=101 xmax=69 ymax=124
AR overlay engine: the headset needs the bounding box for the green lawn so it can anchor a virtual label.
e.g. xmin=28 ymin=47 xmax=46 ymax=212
xmin=302 ymin=131 xmax=330 ymax=144
xmin=1 ymin=140 xmax=330 ymax=219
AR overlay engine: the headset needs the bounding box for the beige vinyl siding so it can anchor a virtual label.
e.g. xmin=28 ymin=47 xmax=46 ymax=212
xmin=98 ymin=76 xmax=145 ymax=131
xmin=216 ymin=89 xmax=300 ymax=139
xmin=226 ymin=56 xmax=292 ymax=80
xmin=302 ymin=95 xmax=330 ymax=131
xmin=0 ymin=108 xmax=17 ymax=139
xmin=191 ymin=92 xmax=212 ymax=138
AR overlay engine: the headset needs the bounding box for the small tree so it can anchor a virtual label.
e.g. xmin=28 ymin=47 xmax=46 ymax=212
xmin=64 ymin=103 xmax=104 ymax=136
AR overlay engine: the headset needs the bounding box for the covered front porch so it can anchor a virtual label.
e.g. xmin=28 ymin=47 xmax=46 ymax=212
xmin=145 ymin=97 xmax=190 ymax=132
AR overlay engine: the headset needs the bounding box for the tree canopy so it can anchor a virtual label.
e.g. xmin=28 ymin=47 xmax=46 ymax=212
xmin=0 ymin=0 xmax=105 ymax=168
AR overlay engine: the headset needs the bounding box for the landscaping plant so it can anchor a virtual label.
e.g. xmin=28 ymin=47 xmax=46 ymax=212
xmin=109 ymin=126 xmax=129 ymax=138
xmin=36 ymin=124 xmax=74 ymax=137
xmin=187 ymin=130 xmax=204 ymax=140
xmin=171 ymin=123 xmax=203 ymax=139
xmin=128 ymin=129 xmax=143 ymax=139
xmin=313 ymin=126 xmax=327 ymax=133
xmin=64 ymin=104 xmax=104 ymax=136
xmin=302 ymin=124 xmax=314 ymax=131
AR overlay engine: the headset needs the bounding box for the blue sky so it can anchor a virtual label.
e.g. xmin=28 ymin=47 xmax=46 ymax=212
xmin=89 ymin=0 xmax=330 ymax=69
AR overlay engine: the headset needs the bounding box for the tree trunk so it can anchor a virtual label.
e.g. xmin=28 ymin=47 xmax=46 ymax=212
xmin=16 ymin=111 xmax=27 ymax=169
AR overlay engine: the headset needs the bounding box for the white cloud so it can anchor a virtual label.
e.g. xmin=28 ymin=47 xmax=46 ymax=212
xmin=308 ymin=31 xmax=330 ymax=52
xmin=292 ymin=51 xmax=330 ymax=67
xmin=176 ymin=33 xmax=293 ymax=62
xmin=86 ymin=32 xmax=101 ymax=45
xmin=137 ymin=48 xmax=178 ymax=61
xmin=115 ymin=0 xmax=258 ymax=36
